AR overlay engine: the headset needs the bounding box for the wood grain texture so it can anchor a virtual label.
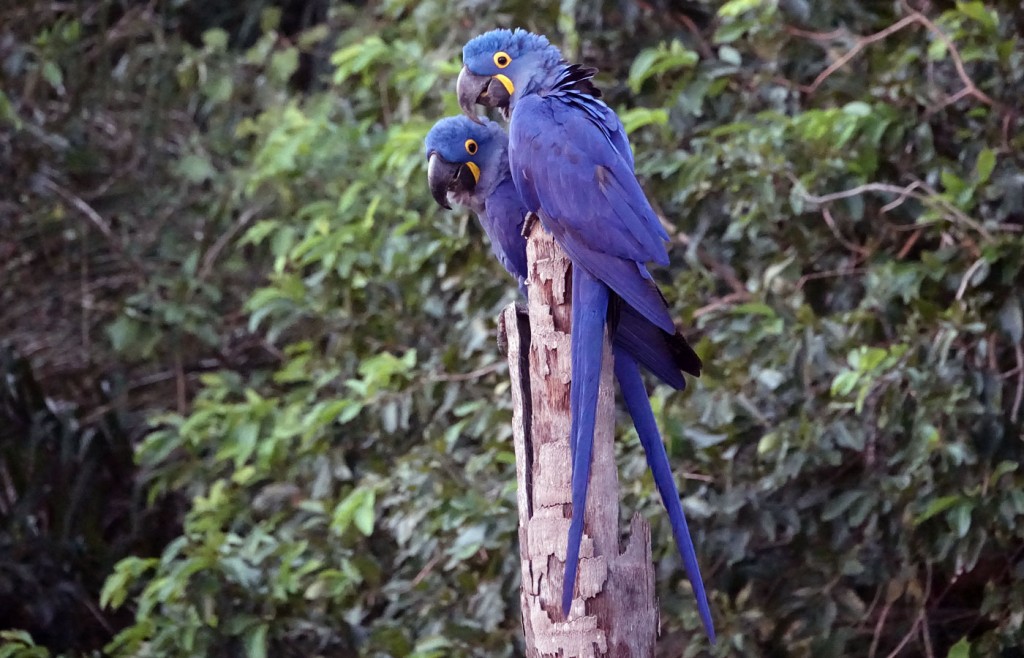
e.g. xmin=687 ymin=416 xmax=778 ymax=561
xmin=501 ymin=222 xmax=657 ymax=658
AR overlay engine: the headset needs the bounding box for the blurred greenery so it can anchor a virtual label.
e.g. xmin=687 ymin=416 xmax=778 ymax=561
xmin=2 ymin=0 xmax=1023 ymax=656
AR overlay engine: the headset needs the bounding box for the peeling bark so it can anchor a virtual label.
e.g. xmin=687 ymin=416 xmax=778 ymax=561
xmin=500 ymin=223 xmax=657 ymax=658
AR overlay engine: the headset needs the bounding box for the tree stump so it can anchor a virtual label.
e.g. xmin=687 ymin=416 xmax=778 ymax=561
xmin=499 ymin=222 xmax=658 ymax=658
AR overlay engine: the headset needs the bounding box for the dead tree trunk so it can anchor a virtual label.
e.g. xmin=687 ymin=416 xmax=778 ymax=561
xmin=499 ymin=223 xmax=658 ymax=658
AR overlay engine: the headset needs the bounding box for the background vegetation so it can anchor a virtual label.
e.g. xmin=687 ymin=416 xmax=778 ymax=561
xmin=2 ymin=0 xmax=1022 ymax=656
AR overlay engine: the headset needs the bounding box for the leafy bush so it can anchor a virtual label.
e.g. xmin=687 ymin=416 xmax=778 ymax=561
xmin=2 ymin=0 xmax=1022 ymax=656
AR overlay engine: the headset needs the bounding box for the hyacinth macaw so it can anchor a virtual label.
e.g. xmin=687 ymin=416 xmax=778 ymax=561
xmin=424 ymin=113 xmax=714 ymax=640
xmin=454 ymin=29 xmax=714 ymax=639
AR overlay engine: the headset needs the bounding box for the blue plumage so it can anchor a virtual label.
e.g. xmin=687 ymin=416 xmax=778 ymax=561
xmin=457 ymin=28 xmax=716 ymax=642
xmin=564 ymin=265 xmax=608 ymax=614
xmin=424 ymin=112 xmax=713 ymax=641
xmin=424 ymin=117 xmax=527 ymax=283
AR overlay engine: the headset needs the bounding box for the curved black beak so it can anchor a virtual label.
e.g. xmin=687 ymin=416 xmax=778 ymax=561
xmin=456 ymin=66 xmax=490 ymax=123
xmin=457 ymin=66 xmax=513 ymax=121
xmin=427 ymin=152 xmax=477 ymax=210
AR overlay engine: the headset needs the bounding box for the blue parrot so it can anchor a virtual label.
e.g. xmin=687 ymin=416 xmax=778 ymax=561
xmin=424 ymin=113 xmax=714 ymax=641
xmin=454 ymin=29 xmax=714 ymax=639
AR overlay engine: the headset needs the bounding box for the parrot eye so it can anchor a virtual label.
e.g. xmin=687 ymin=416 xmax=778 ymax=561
xmin=493 ymin=51 xmax=511 ymax=68
xmin=465 ymin=139 xmax=478 ymax=155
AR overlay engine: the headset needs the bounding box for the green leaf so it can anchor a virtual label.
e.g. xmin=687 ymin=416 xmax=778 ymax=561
xmin=244 ymin=623 xmax=268 ymax=658
xmin=998 ymin=297 xmax=1023 ymax=343
xmin=714 ymin=18 xmax=755 ymax=44
xmin=628 ymin=48 xmax=660 ymax=92
xmin=627 ymin=41 xmax=697 ymax=92
xmin=448 ymin=524 xmax=487 ymax=561
xmin=260 ymin=6 xmax=282 ymax=32
xmin=975 ymin=148 xmax=996 ymax=183
xmin=822 ymin=491 xmax=862 ymax=521
xmin=270 ymin=48 xmax=299 ymax=83
xmin=732 ymin=302 xmax=776 ymax=317
xmin=42 ymin=61 xmax=63 ymax=92
xmin=842 ymin=101 xmax=872 ymax=117
xmin=718 ymin=45 xmax=741 ymax=66
xmin=914 ymin=495 xmax=961 ymax=524
xmin=202 ymin=28 xmax=229 ymax=51
xmin=956 ymin=1 xmax=997 ymax=30
xmin=830 ymin=371 xmax=860 ymax=397
xmin=353 ymin=489 xmax=376 ymax=535
xmin=241 ymin=220 xmax=281 ymax=246
xmin=0 ymin=630 xmax=36 ymax=646
xmin=948 ymin=502 xmax=973 ymax=538
xmin=947 ymin=636 xmax=971 ymax=658
xmin=940 ymin=169 xmax=968 ymax=197
xmin=233 ymin=421 xmax=261 ymax=466
xmin=927 ymin=37 xmax=948 ymax=61
xmin=332 ymin=487 xmax=376 ymax=536
xmin=756 ymin=432 xmax=780 ymax=455
xmin=106 ymin=315 xmax=140 ymax=352
xmin=619 ymin=107 xmax=668 ymax=134
xmin=176 ymin=154 xmax=216 ymax=184
xmin=718 ymin=0 xmax=764 ymax=17
xmin=410 ymin=635 xmax=453 ymax=658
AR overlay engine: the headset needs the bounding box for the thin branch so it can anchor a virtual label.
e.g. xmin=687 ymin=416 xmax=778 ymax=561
xmin=798 ymin=181 xmax=926 ymax=207
xmin=861 ymin=584 xmax=885 ymax=631
xmin=955 ymin=258 xmax=985 ymax=301
xmin=649 ymin=191 xmax=748 ymax=298
xmin=410 ymin=553 xmax=441 ymax=587
xmin=39 ymin=176 xmax=146 ymax=275
xmin=896 ymin=228 xmax=923 ymax=259
xmin=869 ymin=592 xmax=896 ymax=658
xmin=784 ymin=25 xmax=847 ymax=41
xmin=671 ymin=9 xmax=714 ymax=60
xmin=675 ymin=230 xmax=748 ymax=297
xmin=692 ymin=291 xmax=751 ymax=318
xmin=927 ymin=86 xmax=972 ymax=115
xmin=1012 ymin=344 xmax=1023 ymax=423
xmin=199 ymin=203 xmax=267 ymax=281
xmin=880 ymin=181 xmax=924 ymax=214
xmin=995 ymin=366 xmax=1019 ymax=380
xmin=921 ymin=605 xmax=935 ymax=658
xmin=174 ymin=348 xmax=186 ymax=414
xmin=804 ymin=14 xmax=920 ymax=94
xmin=821 ymin=206 xmax=871 ymax=258
xmin=794 ymin=177 xmax=991 ymax=240
xmin=884 ymin=563 xmax=933 ymax=658
xmin=430 ymin=361 xmax=504 ymax=382
xmin=912 ymin=10 xmax=1000 ymax=109
xmin=796 ymin=268 xmax=866 ymax=290
xmin=909 ymin=178 xmax=990 ymax=239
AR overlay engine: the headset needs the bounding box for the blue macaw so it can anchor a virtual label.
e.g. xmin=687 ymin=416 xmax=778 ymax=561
xmin=424 ymin=113 xmax=714 ymax=640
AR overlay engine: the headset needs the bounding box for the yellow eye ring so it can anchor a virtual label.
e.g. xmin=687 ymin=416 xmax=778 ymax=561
xmin=493 ymin=51 xmax=511 ymax=68
xmin=465 ymin=139 xmax=478 ymax=155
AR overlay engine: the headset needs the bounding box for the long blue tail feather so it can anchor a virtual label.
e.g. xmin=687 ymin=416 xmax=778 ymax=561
xmin=562 ymin=267 xmax=609 ymax=616
xmin=613 ymin=350 xmax=716 ymax=642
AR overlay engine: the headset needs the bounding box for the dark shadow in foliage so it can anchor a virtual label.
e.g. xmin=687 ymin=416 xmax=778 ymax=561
xmin=0 ymin=345 xmax=180 ymax=653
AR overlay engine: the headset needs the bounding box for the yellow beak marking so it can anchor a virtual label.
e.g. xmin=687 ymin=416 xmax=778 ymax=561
xmin=494 ymin=74 xmax=515 ymax=96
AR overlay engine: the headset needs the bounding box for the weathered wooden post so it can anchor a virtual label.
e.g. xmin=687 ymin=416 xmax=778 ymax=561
xmin=499 ymin=222 xmax=658 ymax=657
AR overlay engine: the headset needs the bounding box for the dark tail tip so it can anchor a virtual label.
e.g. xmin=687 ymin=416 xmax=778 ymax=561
xmin=669 ymin=330 xmax=703 ymax=378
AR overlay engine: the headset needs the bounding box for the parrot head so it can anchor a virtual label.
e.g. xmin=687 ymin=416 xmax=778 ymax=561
xmin=424 ymin=115 xmax=507 ymax=210
xmin=457 ymin=28 xmax=562 ymax=121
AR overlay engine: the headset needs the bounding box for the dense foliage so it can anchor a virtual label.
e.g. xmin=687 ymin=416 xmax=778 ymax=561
xmin=2 ymin=0 xmax=1022 ymax=656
